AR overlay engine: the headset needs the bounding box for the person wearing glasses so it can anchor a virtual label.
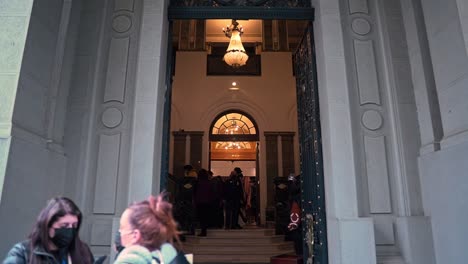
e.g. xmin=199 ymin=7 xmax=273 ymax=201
xmin=3 ymin=197 xmax=94 ymax=264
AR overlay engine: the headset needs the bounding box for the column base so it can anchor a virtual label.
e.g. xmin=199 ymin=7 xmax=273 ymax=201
xmin=328 ymin=217 xmax=376 ymax=264
xmin=396 ymin=216 xmax=435 ymax=264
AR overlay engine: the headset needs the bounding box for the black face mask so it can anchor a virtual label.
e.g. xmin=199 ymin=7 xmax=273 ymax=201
xmin=52 ymin=227 xmax=76 ymax=249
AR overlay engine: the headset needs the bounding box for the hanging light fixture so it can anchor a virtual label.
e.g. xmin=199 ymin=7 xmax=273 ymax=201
xmin=222 ymin=19 xmax=249 ymax=67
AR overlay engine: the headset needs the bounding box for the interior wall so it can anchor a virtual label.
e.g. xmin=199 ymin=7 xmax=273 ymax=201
xmin=170 ymin=52 xmax=298 ymax=133
xmin=170 ymin=51 xmax=300 ymax=223
xmin=170 ymin=50 xmax=300 ymax=171
xmin=0 ymin=0 xmax=78 ymax=256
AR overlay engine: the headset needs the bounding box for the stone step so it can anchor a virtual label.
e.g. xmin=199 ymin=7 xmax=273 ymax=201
xmin=184 ymin=243 xmax=294 ymax=254
xmin=193 ymin=251 xmax=294 ymax=263
xmin=186 ymin=228 xmax=275 ymax=238
xmin=376 ymin=255 xmax=405 ymax=264
xmin=183 ymin=227 xmax=295 ymax=263
xmin=195 ymin=252 xmax=404 ymax=264
xmin=184 ymin=235 xmax=285 ymax=244
xmin=376 ymin=245 xmax=405 ymax=264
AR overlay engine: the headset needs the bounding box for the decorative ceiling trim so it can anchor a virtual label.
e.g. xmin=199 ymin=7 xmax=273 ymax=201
xmin=168 ymin=6 xmax=314 ymax=20
xmin=170 ymin=0 xmax=311 ymax=7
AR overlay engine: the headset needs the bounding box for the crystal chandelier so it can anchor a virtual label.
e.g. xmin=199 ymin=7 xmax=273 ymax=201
xmin=222 ymin=20 xmax=249 ymax=67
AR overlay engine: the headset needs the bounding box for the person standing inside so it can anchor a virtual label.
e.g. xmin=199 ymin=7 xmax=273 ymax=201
xmin=175 ymin=165 xmax=197 ymax=236
xmin=224 ymin=170 xmax=243 ymax=229
xmin=193 ymin=169 xmax=214 ymax=236
xmin=246 ymin=177 xmax=259 ymax=225
xmin=211 ymin=175 xmax=225 ymax=228
xmin=3 ymin=197 xmax=94 ymax=264
xmin=234 ymin=167 xmax=247 ymax=226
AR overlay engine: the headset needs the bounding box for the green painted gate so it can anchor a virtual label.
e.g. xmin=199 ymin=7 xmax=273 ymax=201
xmin=293 ymin=22 xmax=328 ymax=264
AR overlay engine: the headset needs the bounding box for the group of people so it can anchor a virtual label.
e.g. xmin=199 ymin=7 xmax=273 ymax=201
xmin=2 ymin=168 xmax=301 ymax=263
xmin=3 ymin=195 xmax=190 ymax=264
xmin=177 ymin=165 xmax=258 ymax=237
xmin=1 ymin=165 xmax=257 ymax=263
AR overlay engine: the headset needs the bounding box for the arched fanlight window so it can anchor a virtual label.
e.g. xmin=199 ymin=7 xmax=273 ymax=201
xmin=211 ymin=112 xmax=256 ymax=136
xmin=210 ymin=111 xmax=258 ymax=160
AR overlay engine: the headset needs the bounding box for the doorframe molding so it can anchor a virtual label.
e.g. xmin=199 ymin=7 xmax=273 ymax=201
xmin=161 ymin=2 xmax=327 ymax=263
xmin=168 ymin=6 xmax=314 ymax=20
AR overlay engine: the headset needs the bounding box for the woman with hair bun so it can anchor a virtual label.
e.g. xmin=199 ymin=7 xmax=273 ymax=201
xmin=3 ymin=197 xmax=94 ymax=264
xmin=115 ymin=194 xmax=190 ymax=264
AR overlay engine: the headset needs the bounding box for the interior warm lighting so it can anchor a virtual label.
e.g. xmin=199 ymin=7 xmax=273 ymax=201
xmin=210 ymin=113 xmax=258 ymax=160
xmin=218 ymin=141 xmax=250 ymax=150
xmin=229 ymin=81 xmax=239 ymax=90
xmin=223 ymin=20 xmax=249 ymax=67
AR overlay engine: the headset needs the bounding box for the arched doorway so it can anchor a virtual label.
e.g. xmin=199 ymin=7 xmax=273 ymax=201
xmin=162 ymin=1 xmax=327 ymax=263
xmin=209 ymin=110 xmax=260 ymax=223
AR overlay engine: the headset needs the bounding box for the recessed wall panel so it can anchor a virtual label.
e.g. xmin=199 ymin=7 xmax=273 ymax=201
xmin=104 ymin=38 xmax=129 ymax=103
xmin=90 ymin=219 xmax=112 ymax=246
xmin=114 ymin=0 xmax=134 ymax=11
xmin=349 ymin=0 xmax=369 ymax=14
xmin=354 ymin=40 xmax=381 ymax=105
xmin=93 ymin=133 xmax=121 ymax=213
xmin=364 ymin=135 xmax=392 ymax=213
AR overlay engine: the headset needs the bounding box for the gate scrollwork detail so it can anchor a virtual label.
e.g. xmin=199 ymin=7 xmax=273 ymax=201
xmin=305 ymin=213 xmax=314 ymax=264
xmin=170 ymin=0 xmax=311 ymax=7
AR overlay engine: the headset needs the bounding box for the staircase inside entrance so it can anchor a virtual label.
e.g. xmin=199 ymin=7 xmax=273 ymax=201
xmin=183 ymin=226 xmax=295 ymax=263
xmin=182 ymin=227 xmax=405 ymax=264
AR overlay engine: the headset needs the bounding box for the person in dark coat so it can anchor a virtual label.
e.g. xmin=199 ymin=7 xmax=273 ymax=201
xmin=246 ymin=177 xmax=259 ymax=224
xmin=224 ymin=170 xmax=244 ymax=229
xmin=211 ymin=175 xmax=225 ymax=228
xmin=234 ymin=167 xmax=247 ymax=226
xmin=3 ymin=197 xmax=94 ymax=264
xmin=193 ymin=169 xmax=214 ymax=236
xmin=174 ymin=168 xmax=197 ymax=236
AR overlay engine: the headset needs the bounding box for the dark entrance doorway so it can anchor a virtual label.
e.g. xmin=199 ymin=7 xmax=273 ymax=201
xmin=162 ymin=1 xmax=327 ymax=263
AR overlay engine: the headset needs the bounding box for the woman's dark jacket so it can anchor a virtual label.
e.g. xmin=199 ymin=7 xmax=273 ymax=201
xmin=3 ymin=240 xmax=93 ymax=264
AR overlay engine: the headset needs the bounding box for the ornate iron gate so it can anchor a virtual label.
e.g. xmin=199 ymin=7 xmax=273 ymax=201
xmin=293 ymin=23 xmax=328 ymax=264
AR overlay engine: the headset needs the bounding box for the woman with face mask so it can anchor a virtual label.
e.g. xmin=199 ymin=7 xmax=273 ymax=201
xmin=115 ymin=194 xmax=191 ymax=264
xmin=3 ymin=197 xmax=94 ymax=264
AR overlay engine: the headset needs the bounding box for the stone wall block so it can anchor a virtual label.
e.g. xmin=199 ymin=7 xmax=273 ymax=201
xmin=0 ymin=17 xmax=30 ymax=73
